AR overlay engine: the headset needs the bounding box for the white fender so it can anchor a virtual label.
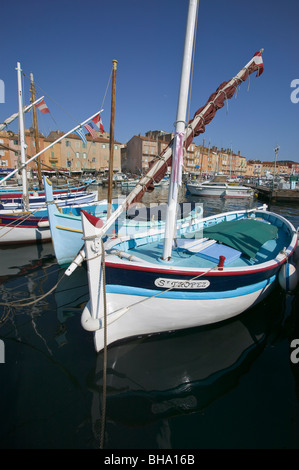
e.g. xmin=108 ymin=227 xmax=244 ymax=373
xmin=37 ymin=220 xmax=49 ymax=228
xmin=278 ymin=262 xmax=298 ymax=292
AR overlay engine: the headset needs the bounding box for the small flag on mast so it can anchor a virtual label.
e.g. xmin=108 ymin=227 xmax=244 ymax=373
xmin=84 ymin=113 xmax=104 ymax=139
xmin=75 ymin=127 xmax=87 ymax=145
xmin=35 ymin=99 xmax=50 ymax=114
xmin=253 ymin=51 xmax=264 ymax=77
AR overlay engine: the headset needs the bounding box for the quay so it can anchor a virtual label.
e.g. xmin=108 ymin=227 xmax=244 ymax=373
xmin=246 ymin=184 xmax=299 ymax=203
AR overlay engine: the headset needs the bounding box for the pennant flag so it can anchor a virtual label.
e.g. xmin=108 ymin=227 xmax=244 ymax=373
xmin=75 ymin=127 xmax=87 ymax=145
xmin=35 ymin=99 xmax=50 ymax=114
xmin=84 ymin=113 xmax=104 ymax=139
xmin=253 ymin=51 xmax=264 ymax=77
xmin=93 ymin=113 xmax=105 ymax=133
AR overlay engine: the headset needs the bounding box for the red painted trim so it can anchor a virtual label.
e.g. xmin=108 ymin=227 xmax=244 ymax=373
xmin=105 ymin=235 xmax=298 ymax=276
xmin=104 ymin=258 xmax=285 ymax=276
xmin=81 ymin=210 xmax=104 ymax=228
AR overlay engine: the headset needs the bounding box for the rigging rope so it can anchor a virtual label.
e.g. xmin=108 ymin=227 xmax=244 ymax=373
xmin=187 ymin=0 xmax=199 ymax=125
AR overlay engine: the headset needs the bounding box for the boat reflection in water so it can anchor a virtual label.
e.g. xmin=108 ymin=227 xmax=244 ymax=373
xmin=0 ymin=241 xmax=55 ymax=284
xmin=90 ymin=285 xmax=285 ymax=448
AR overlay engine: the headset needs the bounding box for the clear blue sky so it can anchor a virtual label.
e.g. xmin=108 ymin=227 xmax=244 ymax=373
xmin=1 ymin=0 xmax=298 ymax=162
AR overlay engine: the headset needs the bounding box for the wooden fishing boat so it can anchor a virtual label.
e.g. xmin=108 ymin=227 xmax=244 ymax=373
xmin=65 ymin=0 xmax=298 ymax=353
xmin=0 ymin=191 xmax=99 ymax=246
xmin=78 ymin=205 xmax=298 ymax=352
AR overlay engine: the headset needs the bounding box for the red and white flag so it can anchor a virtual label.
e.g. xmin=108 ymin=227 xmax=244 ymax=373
xmin=93 ymin=113 xmax=104 ymax=133
xmin=253 ymin=51 xmax=264 ymax=77
xmin=35 ymin=99 xmax=50 ymax=114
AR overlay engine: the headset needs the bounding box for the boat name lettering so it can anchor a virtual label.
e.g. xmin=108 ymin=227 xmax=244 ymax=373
xmin=154 ymin=278 xmax=210 ymax=289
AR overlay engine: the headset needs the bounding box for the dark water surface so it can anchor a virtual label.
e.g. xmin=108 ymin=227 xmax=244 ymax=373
xmin=0 ymin=186 xmax=299 ymax=449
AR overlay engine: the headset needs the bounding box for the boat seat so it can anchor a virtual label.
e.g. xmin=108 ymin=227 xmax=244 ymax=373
xmin=195 ymin=242 xmax=242 ymax=265
xmin=174 ymin=238 xmax=216 ymax=252
xmin=175 ymin=237 xmax=242 ymax=265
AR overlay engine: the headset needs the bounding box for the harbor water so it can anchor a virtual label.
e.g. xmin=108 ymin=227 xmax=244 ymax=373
xmin=0 ymin=184 xmax=299 ymax=449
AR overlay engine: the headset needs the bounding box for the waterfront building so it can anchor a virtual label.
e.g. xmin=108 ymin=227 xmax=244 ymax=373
xmin=0 ymin=128 xmax=297 ymax=179
xmin=121 ymin=131 xmax=172 ymax=174
xmin=0 ymin=129 xmax=122 ymax=174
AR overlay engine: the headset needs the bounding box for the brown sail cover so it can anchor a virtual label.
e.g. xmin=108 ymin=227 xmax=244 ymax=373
xmin=131 ymin=56 xmax=263 ymax=204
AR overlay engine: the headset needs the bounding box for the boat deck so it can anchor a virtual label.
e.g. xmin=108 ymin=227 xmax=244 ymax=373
xmin=127 ymin=226 xmax=288 ymax=269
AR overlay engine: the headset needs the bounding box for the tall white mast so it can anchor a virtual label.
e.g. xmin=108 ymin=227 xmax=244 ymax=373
xmin=162 ymin=0 xmax=198 ymax=260
xmin=16 ymin=62 xmax=28 ymax=208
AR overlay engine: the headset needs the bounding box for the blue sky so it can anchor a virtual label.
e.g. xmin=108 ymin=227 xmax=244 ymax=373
xmin=1 ymin=0 xmax=298 ymax=162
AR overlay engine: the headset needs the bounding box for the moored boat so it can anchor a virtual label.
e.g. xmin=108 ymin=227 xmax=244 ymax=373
xmin=78 ymin=205 xmax=298 ymax=352
xmin=186 ymin=175 xmax=254 ymax=199
xmin=65 ymin=0 xmax=298 ymax=354
xmin=0 ymin=187 xmax=98 ymax=246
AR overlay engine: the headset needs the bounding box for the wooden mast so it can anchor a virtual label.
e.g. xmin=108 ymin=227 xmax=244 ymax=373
xmin=107 ymin=59 xmax=117 ymax=218
xmin=30 ymin=72 xmax=43 ymax=190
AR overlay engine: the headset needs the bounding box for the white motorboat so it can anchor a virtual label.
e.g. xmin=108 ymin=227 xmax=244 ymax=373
xmin=186 ymin=176 xmax=254 ymax=198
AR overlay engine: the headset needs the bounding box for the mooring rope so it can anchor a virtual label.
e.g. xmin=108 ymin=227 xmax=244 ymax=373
xmin=0 ymin=265 xmax=66 ymax=308
xmin=100 ymin=238 xmax=107 ymax=450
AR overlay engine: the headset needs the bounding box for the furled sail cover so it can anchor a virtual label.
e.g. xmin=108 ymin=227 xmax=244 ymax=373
xmin=131 ymin=50 xmax=264 ymax=203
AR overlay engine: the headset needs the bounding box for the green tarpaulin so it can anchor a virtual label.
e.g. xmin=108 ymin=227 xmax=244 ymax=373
xmin=203 ymin=218 xmax=278 ymax=259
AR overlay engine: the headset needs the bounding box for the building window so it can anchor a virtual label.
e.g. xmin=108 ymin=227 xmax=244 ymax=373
xmin=66 ymin=141 xmax=70 ymax=147
xmin=102 ymin=144 xmax=106 ymax=148
xmin=13 ymin=139 xmax=18 ymax=145
xmin=76 ymin=152 xmax=80 ymax=158
xmin=83 ymin=153 xmax=87 ymax=159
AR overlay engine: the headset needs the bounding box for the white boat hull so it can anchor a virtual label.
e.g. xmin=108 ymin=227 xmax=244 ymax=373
xmin=187 ymin=183 xmax=253 ymax=198
xmin=86 ymin=277 xmax=275 ymax=352
xmin=0 ymin=224 xmax=51 ymax=244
